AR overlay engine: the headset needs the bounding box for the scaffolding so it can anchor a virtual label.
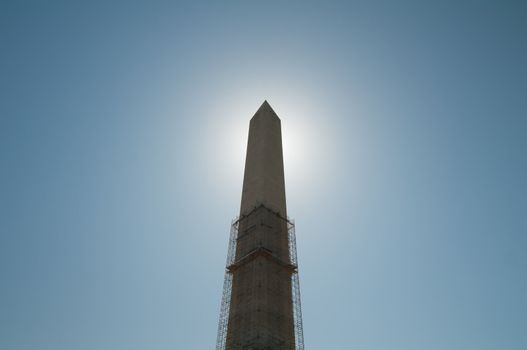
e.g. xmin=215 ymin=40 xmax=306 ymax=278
xmin=216 ymin=210 xmax=305 ymax=350
xmin=216 ymin=219 xmax=238 ymax=350
xmin=288 ymin=222 xmax=305 ymax=350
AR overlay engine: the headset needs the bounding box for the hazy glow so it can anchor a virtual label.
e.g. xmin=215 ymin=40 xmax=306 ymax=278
xmin=198 ymin=68 xmax=341 ymax=212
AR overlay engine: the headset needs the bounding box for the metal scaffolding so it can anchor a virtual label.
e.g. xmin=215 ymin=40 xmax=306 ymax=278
xmin=288 ymin=222 xmax=305 ymax=350
xmin=216 ymin=210 xmax=305 ymax=350
xmin=216 ymin=219 xmax=238 ymax=350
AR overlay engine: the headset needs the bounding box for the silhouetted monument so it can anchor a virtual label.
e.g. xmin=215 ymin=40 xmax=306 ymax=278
xmin=216 ymin=101 xmax=304 ymax=350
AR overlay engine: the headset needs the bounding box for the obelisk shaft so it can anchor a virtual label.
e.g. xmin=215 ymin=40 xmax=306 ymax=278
xmin=240 ymin=101 xmax=287 ymax=218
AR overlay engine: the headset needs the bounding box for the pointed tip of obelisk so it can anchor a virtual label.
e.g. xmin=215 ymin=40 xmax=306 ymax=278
xmin=258 ymin=99 xmax=272 ymax=112
xmin=252 ymin=100 xmax=280 ymax=121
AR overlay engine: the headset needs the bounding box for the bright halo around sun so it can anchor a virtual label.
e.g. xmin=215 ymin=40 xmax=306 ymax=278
xmin=278 ymin=102 xmax=334 ymax=203
xmin=197 ymin=67 xmax=339 ymax=210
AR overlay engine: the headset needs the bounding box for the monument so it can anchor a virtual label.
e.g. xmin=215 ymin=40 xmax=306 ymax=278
xmin=216 ymin=101 xmax=304 ymax=350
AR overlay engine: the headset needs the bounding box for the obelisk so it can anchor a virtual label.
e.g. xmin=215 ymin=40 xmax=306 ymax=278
xmin=219 ymin=101 xmax=300 ymax=350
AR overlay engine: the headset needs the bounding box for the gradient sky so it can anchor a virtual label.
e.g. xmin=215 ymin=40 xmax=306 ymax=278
xmin=1 ymin=1 xmax=526 ymax=349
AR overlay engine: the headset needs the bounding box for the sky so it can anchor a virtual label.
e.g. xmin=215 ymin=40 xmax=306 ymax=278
xmin=1 ymin=1 xmax=526 ymax=349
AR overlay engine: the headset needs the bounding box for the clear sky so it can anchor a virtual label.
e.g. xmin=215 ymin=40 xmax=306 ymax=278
xmin=1 ymin=1 xmax=526 ymax=349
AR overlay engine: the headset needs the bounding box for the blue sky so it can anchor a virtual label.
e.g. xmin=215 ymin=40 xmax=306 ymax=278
xmin=1 ymin=1 xmax=526 ymax=349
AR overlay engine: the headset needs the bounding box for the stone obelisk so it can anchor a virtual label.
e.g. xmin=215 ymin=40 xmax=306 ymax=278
xmin=220 ymin=101 xmax=299 ymax=350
